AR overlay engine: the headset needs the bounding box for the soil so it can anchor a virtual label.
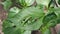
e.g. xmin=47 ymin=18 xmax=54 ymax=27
xmin=0 ymin=4 xmax=7 ymax=34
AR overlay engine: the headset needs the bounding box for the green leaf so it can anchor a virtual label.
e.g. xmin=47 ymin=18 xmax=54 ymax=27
xmin=36 ymin=0 xmax=50 ymax=7
xmin=19 ymin=0 xmax=35 ymax=7
xmin=3 ymin=7 xmax=44 ymax=34
xmin=3 ymin=20 xmax=14 ymax=28
xmin=8 ymin=7 xmax=21 ymax=18
xmin=3 ymin=27 xmax=24 ymax=34
xmin=3 ymin=0 xmax=60 ymax=34
xmin=9 ymin=7 xmax=44 ymax=24
xmin=40 ymin=23 xmax=51 ymax=34
xmin=2 ymin=0 xmax=12 ymax=10
xmin=57 ymin=18 xmax=60 ymax=23
xmin=54 ymin=8 xmax=60 ymax=18
xmin=58 ymin=0 xmax=60 ymax=5
xmin=43 ymin=12 xmax=57 ymax=24
xmin=42 ymin=29 xmax=51 ymax=34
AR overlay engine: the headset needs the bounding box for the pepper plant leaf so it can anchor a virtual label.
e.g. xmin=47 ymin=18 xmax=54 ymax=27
xmin=3 ymin=7 xmax=44 ymax=34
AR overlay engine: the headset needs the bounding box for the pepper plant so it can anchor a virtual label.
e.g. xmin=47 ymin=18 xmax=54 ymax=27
xmin=1 ymin=0 xmax=60 ymax=34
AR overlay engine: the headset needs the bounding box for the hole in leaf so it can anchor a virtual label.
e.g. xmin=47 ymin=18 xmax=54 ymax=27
xmin=13 ymin=25 xmax=16 ymax=28
xmin=31 ymin=30 xmax=41 ymax=34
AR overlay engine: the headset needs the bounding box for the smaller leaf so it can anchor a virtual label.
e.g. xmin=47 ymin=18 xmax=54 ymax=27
xmin=2 ymin=0 xmax=12 ymax=10
xmin=43 ymin=12 xmax=57 ymax=24
xmin=19 ymin=0 xmax=35 ymax=7
xmin=8 ymin=7 xmax=21 ymax=18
